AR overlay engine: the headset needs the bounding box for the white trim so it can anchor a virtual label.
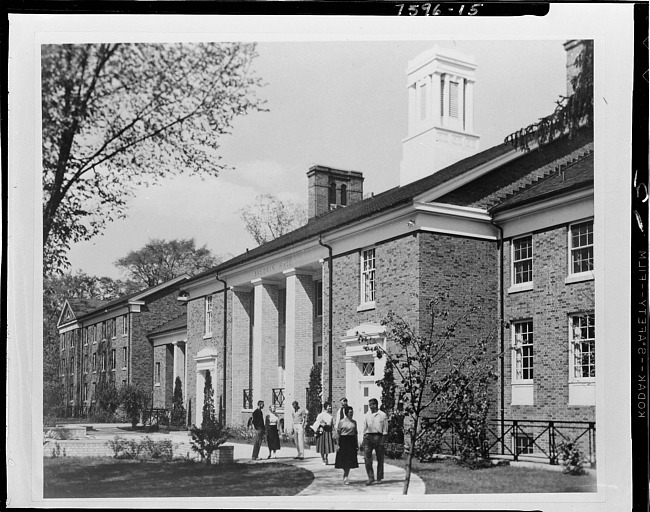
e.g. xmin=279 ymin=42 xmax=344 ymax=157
xmin=507 ymin=282 xmax=534 ymax=294
xmin=414 ymin=148 xmax=524 ymax=203
xmin=510 ymin=234 xmax=534 ymax=289
xmin=493 ymin=188 xmax=593 ymax=223
xmin=357 ymin=301 xmax=376 ymax=312
xmin=565 ymin=272 xmax=595 ymax=285
xmin=567 ymin=218 xmax=595 ymax=278
xmin=511 ymin=320 xmax=534 ymax=385
xmin=360 ymin=247 xmax=376 ymax=306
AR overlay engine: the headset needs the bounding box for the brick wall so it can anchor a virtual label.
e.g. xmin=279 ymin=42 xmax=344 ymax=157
xmin=503 ymin=225 xmax=595 ymax=422
xmin=131 ymin=291 xmax=185 ymax=395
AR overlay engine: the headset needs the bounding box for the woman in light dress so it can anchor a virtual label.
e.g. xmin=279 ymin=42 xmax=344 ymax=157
xmin=334 ymin=406 xmax=359 ymax=485
xmin=265 ymin=405 xmax=281 ymax=459
xmin=315 ymin=402 xmax=336 ymax=465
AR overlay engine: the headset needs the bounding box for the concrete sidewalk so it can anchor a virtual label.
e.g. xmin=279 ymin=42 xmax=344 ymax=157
xmin=62 ymin=423 xmax=426 ymax=495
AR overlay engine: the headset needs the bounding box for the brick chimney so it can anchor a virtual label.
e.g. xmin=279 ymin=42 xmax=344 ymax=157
xmin=307 ymin=165 xmax=364 ymax=220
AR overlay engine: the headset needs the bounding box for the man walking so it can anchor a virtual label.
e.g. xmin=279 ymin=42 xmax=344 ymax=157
xmin=291 ymin=401 xmax=306 ymax=459
xmin=362 ymin=398 xmax=388 ymax=485
xmin=251 ymin=400 xmax=265 ymax=460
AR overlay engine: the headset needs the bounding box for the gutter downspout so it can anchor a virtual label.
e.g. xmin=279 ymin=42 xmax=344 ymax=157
xmin=491 ymin=219 xmax=505 ymax=455
xmin=216 ymin=274 xmax=228 ymax=425
xmin=318 ymin=235 xmax=334 ymax=404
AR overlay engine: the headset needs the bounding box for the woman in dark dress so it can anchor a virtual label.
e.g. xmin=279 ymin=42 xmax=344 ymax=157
xmin=334 ymin=406 xmax=359 ymax=485
xmin=265 ymin=405 xmax=281 ymax=458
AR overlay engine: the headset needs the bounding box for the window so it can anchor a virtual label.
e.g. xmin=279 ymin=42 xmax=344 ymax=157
xmin=92 ymin=353 xmax=97 ymax=372
xmin=361 ymin=361 xmax=375 ymax=377
xmin=70 ymin=332 xmax=75 ymax=349
xmin=122 ymin=347 xmax=127 ymax=368
xmin=515 ymin=434 xmax=534 ymax=455
xmin=513 ymin=321 xmax=534 ymax=381
xmin=329 ymin=181 xmax=337 ymax=205
xmin=512 ymin=236 xmax=533 ymax=285
xmin=84 ymin=354 xmax=88 ymax=374
xmin=204 ymin=295 xmax=213 ymax=335
xmin=571 ymin=314 xmax=595 ymax=380
xmin=70 ymin=355 xmax=74 ymax=374
xmin=111 ymin=349 xmax=116 ymax=370
xmin=92 ymin=382 xmax=96 ymax=402
xmin=101 ymin=322 xmax=106 ymax=340
xmin=101 ymin=352 xmax=107 ymax=372
xmin=569 ymin=221 xmax=594 ymax=275
xmin=83 ymin=328 xmax=88 ymax=346
xmin=122 ymin=315 xmax=128 ymax=336
xmin=449 ymin=81 xmax=459 ymax=118
xmin=61 ymin=358 xmax=66 ymax=376
xmin=340 ymin=184 xmax=347 ymax=206
xmin=60 ymin=334 xmax=64 ymax=350
xmin=110 ymin=319 xmax=116 ymax=338
xmin=155 ymin=362 xmax=161 ymax=385
xmin=83 ymin=383 xmax=88 ymax=402
xmin=313 ymin=343 xmax=323 ymax=366
xmin=361 ymin=248 xmax=376 ymax=305
xmin=315 ymin=280 xmax=323 ymax=317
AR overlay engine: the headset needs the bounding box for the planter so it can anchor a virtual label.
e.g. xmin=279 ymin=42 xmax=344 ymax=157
xmin=209 ymin=445 xmax=234 ymax=465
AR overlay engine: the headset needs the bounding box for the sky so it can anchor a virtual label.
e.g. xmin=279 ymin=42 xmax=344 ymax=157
xmin=65 ymin=39 xmax=568 ymax=279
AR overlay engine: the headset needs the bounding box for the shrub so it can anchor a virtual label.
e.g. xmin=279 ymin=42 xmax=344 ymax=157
xmin=107 ymin=435 xmax=130 ymax=458
xmin=140 ymin=436 xmax=173 ymax=460
xmin=171 ymin=377 xmax=187 ymax=427
xmin=414 ymin=422 xmax=444 ymax=462
xmin=88 ymin=408 xmax=116 ymax=423
xmin=557 ymin=438 xmax=587 ymax=475
xmin=383 ymin=442 xmax=405 ymax=460
xmin=306 ymin=364 xmax=322 ymax=436
xmin=106 ymin=435 xmax=174 ymax=460
xmin=95 ymin=379 xmax=120 ymax=414
xmin=118 ymin=385 xmax=148 ymax=429
xmin=190 ymin=421 xmax=229 ymax=465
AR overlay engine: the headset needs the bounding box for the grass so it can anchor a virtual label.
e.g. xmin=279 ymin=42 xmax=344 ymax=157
xmin=43 ymin=458 xmax=314 ymax=498
xmin=401 ymin=458 xmax=597 ymax=494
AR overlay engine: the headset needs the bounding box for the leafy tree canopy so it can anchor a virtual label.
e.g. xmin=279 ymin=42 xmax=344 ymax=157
xmin=239 ymin=193 xmax=307 ymax=246
xmin=42 ymin=42 xmax=266 ymax=274
xmin=114 ymin=237 xmax=220 ymax=287
xmin=504 ymin=40 xmax=593 ymax=151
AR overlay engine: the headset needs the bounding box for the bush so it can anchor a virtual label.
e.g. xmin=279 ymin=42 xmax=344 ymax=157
xmin=414 ymin=423 xmax=444 ymax=462
xmin=106 ymin=435 xmax=173 ymax=460
xmin=88 ymin=408 xmax=117 ymax=423
xmin=118 ymin=385 xmax=148 ymax=428
xmin=96 ymin=380 xmax=120 ymax=414
xmin=190 ymin=421 xmax=230 ymax=465
xmin=140 ymin=436 xmax=173 ymax=460
xmin=383 ymin=442 xmax=405 ymax=460
xmin=557 ymin=438 xmax=587 ymax=475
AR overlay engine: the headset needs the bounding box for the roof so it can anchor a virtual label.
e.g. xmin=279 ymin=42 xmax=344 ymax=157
xmin=186 ymin=129 xmax=594 ymax=285
xmin=67 ymin=298 xmax=110 ymax=317
xmin=147 ymin=313 xmax=187 ymax=337
xmin=490 ymin=153 xmax=594 ymax=213
xmin=75 ymin=275 xmax=189 ymax=321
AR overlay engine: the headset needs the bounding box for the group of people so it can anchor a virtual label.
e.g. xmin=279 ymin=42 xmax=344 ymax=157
xmin=251 ymin=397 xmax=388 ymax=486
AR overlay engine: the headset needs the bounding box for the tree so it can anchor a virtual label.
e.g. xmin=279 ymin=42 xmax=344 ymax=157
xmin=118 ymin=384 xmax=149 ymax=429
xmin=362 ymin=297 xmax=498 ymax=494
xmin=190 ymin=370 xmax=229 ymax=464
xmin=504 ymin=40 xmax=593 ymax=151
xmin=239 ymin=194 xmax=307 ymax=246
xmin=171 ymin=376 xmax=187 ymax=427
xmin=42 ymin=42 xmax=266 ymax=274
xmin=306 ymin=364 xmax=322 ymax=436
xmin=115 ymin=238 xmax=220 ymax=287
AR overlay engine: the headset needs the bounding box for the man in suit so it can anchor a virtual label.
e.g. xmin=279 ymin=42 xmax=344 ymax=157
xmin=251 ymin=400 xmax=265 ymax=460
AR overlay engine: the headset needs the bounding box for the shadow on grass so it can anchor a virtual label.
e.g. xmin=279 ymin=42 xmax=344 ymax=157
xmin=44 ymin=458 xmax=314 ymax=498
xmin=401 ymin=459 xmax=597 ymax=494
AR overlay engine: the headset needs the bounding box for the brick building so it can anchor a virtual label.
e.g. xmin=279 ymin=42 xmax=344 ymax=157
xmin=176 ymin=42 xmax=595 ymax=462
xmin=56 ymin=276 xmax=189 ymax=412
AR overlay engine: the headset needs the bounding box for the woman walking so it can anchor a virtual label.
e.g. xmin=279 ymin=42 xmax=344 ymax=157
xmin=334 ymin=406 xmax=359 ymax=485
xmin=315 ymin=402 xmax=336 ymax=465
xmin=265 ymin=405 xmax=281 ymax=459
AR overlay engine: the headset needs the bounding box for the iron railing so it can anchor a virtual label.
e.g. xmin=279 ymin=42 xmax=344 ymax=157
xmin=426 ymin=418 xmax=596 ymax=466
xmin=243 ymin=388 xmax=253 ymax=410
xmin=272 ymin=388 xmax=285 ymax=408
xmin=142 ymin=408 xmax=170 ymax=427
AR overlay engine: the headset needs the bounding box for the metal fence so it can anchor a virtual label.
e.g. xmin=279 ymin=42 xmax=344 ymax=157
xmin=272 ymin=388 xmax=285 ymax=408
xmin=428 ymin=418 xmax=596 ymax=466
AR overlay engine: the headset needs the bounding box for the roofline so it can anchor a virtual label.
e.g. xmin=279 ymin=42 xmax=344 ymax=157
xmin=77 ymin=274 xmax=190 ymax=321
xmin=491 ymin=183 xmax=593 ymax=221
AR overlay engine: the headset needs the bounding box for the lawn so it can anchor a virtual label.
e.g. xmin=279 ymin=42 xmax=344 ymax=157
xmin=43 ymin=458 xmax=314 ymax=498
xmin=402 ymin=459 xmax=597 ymax=494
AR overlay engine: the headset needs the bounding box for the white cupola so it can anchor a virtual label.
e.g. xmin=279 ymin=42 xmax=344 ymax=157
xmin=399 ymin=46 xmax=480 ymax=186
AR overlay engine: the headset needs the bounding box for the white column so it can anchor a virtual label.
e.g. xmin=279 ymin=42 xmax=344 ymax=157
xmin=283 ymin=269 xmax=314 ymax=414
xmin=432 ymin=72 xmax=442 ymax=126
xmin=251 ymin=278 xmax=279 ymax=407
xmin=407 ymin=83 xmax=416 ymax=136
xmin=465 ymin=80 xmax=475 ymax=133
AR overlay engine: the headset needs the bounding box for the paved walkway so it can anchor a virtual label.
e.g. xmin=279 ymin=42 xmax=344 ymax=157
xmin=62 ymin=423 xmax=426 ymax=495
